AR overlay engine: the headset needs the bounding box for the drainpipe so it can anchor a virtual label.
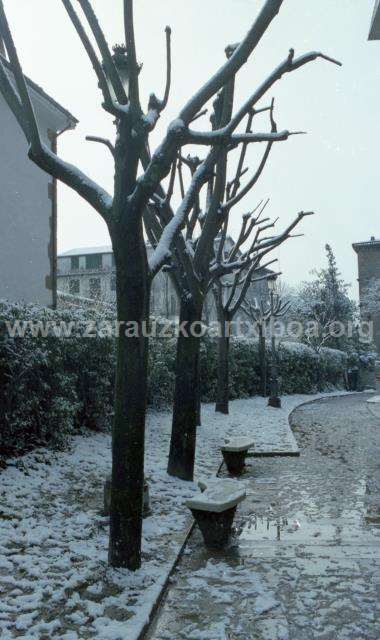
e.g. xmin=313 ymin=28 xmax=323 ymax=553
xmin=48 ymin=123 xmax=73 ymax=309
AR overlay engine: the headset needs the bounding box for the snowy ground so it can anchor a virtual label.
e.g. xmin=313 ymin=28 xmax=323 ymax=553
xmin=0 ymin=392 xmax=349 ymax=640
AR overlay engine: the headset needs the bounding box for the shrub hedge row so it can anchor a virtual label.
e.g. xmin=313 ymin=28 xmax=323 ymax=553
xmin=0 ymin=301 xmax=348 ymax=462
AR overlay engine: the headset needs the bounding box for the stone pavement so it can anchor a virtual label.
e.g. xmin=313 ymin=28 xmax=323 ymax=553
xmin=147 ymin=393 xmax=380 ymax=640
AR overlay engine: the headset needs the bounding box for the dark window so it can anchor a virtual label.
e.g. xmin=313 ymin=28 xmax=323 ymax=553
xmin=71 ymin=256 xmax=79 ymax=270
xmin=69 ymin=279 xmax=80 ymax=295
xmin=111 ymin=275 xmax=116 ymax=291
xmin=89 ymin=278 xmax=101 ymax=298
xmin=111 ymin=253 xmax=115 ymax=267
xmin=86 ymin=254 xmax=102 ymax=270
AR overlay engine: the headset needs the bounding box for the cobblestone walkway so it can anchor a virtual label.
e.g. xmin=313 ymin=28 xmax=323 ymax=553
xmin=147 ymin=394 xmax=380 ymax=640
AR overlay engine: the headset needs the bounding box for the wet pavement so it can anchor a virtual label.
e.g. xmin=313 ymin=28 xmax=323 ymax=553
xmin=147 ymin=393 xmax=380 ymax=640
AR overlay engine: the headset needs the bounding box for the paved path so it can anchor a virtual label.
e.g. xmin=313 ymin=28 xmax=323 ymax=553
xmin=147 ymin=393 xmax=380 ymax=640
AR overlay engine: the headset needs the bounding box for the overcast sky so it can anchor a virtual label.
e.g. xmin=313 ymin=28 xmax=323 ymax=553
xmin=4 ymin=0 xmax=380 ymax=295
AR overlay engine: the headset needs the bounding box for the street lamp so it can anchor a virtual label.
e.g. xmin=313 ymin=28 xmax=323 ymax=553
xmin=267 ymin=275 xmax=281 ymax=408
xmin=103 ymin=45 xmax=142 ymax=101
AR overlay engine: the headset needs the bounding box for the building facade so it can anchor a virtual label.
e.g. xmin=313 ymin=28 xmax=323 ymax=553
xmin=57 ymin=245 xmax=180 ymax=319
xmin=58 ymin=243 xmax=270 ymax=323
xmin=0 ymin=51 xmax=77 ymax=307
xmin=353 ymin=237 xmax=380 ymax=353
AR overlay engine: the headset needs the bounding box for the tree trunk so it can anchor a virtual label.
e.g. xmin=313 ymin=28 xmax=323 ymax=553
xmin=196 ymin=352 xmax=202 ymax=427
xmin=259 ymin=324 xmax=267 ymax=397
xmin=108 ymin=223 xmax=150 ymax=570
xmin=167 ymin=296 xmax=203 ymax=481
xmin=215 ymin=312 xmax=231 ymax=414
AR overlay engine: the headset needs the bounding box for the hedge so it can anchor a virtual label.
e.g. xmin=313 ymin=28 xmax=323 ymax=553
xmin=0 ymin=301 xmax=348 ymax=462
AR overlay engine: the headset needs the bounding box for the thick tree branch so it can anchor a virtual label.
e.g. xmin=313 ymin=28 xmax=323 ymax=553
xmin=0 ymin=2 xmax=41 ymax=149
xmin=0 ymin=58 xmax=28 ymax=137
xmin=30 ymin=145 xmax=112 ymax=218
xmin=123 ymin=0 xmax=140 ymax=108
xmin=149 ymin=150 xmax=218 ymax=275
xmin=61 ymin=0 xmax=119 ymax=115
xmin=179 ymin=0 xmax=284 ymax=124
xmin=78 ymin=0 xmax=128 ymax=105
xmin=185 ymin=128 xmax=305 ymax=146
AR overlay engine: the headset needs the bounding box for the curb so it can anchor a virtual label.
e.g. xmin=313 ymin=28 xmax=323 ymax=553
xmin=138 ymin=458 xmax=225 ymax=640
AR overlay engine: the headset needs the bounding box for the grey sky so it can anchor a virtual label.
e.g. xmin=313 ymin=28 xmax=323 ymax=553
xmin=4 ymin=0 xmax=380 ymax=296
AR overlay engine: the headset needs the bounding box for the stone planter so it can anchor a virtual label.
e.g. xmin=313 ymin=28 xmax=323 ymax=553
xmin=189 ymin=506 xmax=237 ymax=548
xmin=221 ymin=437 xmax=255 ymax=476
xmin=186 ymin=478 xmax=246 ymax=548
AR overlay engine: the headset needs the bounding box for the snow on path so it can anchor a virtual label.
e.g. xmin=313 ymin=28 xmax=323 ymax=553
xmin=0 ymin=391 xmax=348 ymax=639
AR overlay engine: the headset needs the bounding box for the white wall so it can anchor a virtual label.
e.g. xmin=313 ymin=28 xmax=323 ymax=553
xmin=0 ymin=85 xmax=73 ymax=307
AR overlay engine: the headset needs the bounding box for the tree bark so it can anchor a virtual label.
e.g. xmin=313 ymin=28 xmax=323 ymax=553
xmin=108 ymin=221 xmax=150 ymax=570
xmin=259 ymin=323 xmax=267 ymax=397
xmin=215 ymin=312 xmax=231 ymax=414
xmin=167 ymin=296 xmax=203 ymax=481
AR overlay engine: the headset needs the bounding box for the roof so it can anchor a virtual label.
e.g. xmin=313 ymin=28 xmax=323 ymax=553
xmin=59 ymin=246 xmax=113 ymax=257
xmin=353 ymin=237 xmax=380 ymax=252
xmin=369 ymin=0 xmax=380 ymax=40
xmin=0 ymin=54 xmax=78 ymax=126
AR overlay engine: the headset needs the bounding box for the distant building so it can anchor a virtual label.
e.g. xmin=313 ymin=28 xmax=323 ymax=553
xmin=0 ymin=49 xmax=77 ymax=307
xmin=353 ymin=237 xmax=380 ymax=353
xmin=58 ymin=241 xmax=270 ymax=323
xmin=57 ymin=245 xmax=180 ymax=319
xmin=369 ymin=0 xmax=380 ymax=40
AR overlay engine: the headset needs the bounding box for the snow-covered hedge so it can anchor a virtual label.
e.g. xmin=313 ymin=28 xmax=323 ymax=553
xmin=0 ymin=301 xmax=347 ymax=462
xmin=0 ymin=301 xmax=116 ymax=461
xmin=200 ymin=337 xmax=347 ymax=401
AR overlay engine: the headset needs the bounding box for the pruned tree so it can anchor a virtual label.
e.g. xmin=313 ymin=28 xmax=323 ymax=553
xmin=212 ymin=204 xmax=306 ymax=414
xmin=242 ymin=283 xmax=290 ymax=397
xmin=145 ymin=45 xmax=339 ymax=479
xmin=0 ymin=0 xmax=340 ymax=566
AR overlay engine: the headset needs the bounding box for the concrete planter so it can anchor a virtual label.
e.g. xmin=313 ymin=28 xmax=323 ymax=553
xmin=221 ymin=450 xmax=246 ymax=475
xmin=186 ymin=478 xmax=246 ymax=548
xmin=221 ymin=437 xmax=255 ymax=476
xmin=189 ymin=506 xmax=237 ymax=548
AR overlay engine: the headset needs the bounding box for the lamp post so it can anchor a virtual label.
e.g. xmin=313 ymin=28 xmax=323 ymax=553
xmin=267 ymin=275 xmax=281 ymax=408
xmin=103 ymin=45 xmax=142 ymax=100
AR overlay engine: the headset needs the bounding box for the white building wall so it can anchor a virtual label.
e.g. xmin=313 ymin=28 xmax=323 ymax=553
xmin=0 ymin=78 xmax=75 ymax=306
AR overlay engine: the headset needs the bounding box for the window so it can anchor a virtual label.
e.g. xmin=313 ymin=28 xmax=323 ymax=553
xmin=111 ymin=253 xmax=115 ymax=268
xmin=89 ymin=278 xmax=101 ymax=299
xmin=111 ymin=275 xmax=116 ymax=292
xmin=70 ymin=256 xmax=79 ymax=270
xmin=86 ymin=254 xmax=102 ymax=270
xmin=69 ymin=279 xmax=80 ymax=295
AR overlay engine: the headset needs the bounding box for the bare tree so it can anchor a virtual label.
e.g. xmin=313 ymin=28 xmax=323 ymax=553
xmin=242 ymin=286 xmax=290 ymax=397
xmin=212 ymin=205 xmax=305 ymax=414
xmin=0 ymin=0 xmax=340 ymax=566
xmin=145 ymin=45 xmax=339 ymax=480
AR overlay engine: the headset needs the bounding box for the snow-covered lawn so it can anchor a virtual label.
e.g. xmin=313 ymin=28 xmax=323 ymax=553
xmin=0 ymin=392 xmax=348 ymax=640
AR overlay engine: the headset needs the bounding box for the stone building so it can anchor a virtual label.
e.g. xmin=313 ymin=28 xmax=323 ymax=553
xmin=353 ymin=237 xmax=380 ymax=353
xmin=0 ymin=46 xmax=77 ymax=307
xmin=57 ymin=245 xmax=180 ymax=319
xmin=58 ymin=242 xmax=270 ymax=323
